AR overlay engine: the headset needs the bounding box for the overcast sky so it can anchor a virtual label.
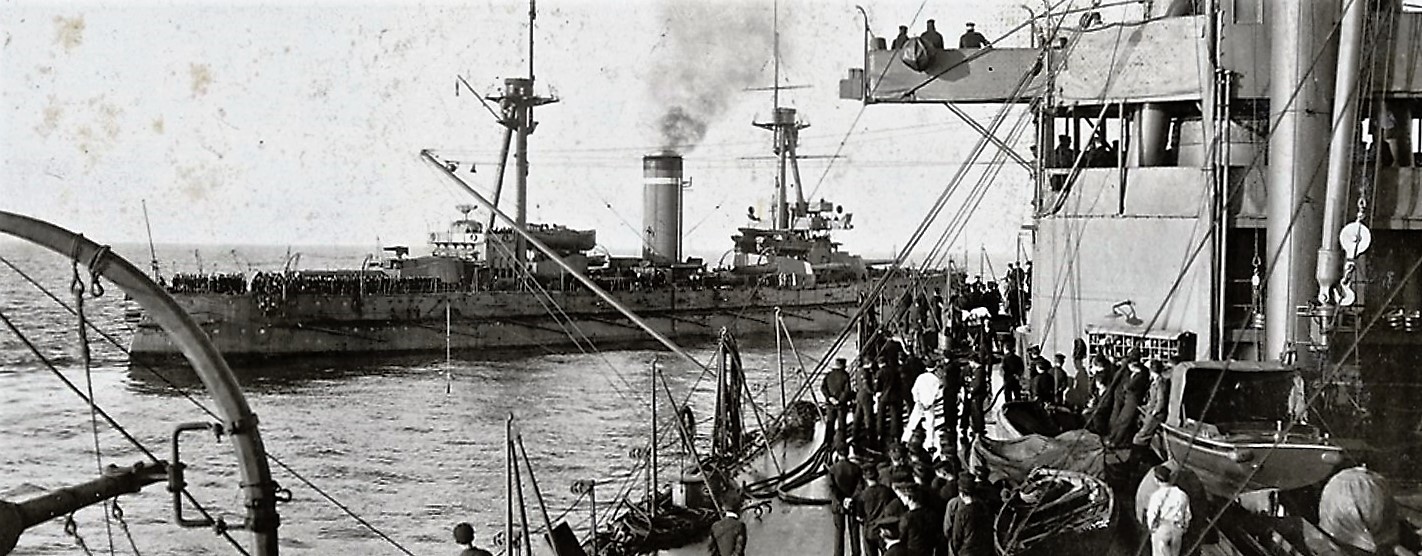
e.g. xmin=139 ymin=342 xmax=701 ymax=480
xmin=3 ymin=0 xmax=1038 ymax=262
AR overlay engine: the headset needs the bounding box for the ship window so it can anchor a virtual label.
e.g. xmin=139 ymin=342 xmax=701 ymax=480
xmin=1181 ymin=368 xmax=1293 ymax=424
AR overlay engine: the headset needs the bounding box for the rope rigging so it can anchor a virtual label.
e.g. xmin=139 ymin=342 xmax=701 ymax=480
xmin=69 ymin=238 xmax=118 ymax=556
xmin=0 ymin=253 xmax=407 ymax=556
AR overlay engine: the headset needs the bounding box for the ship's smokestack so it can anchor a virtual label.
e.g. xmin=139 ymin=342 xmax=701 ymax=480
xmin=642 ymin=153 xmax=684 ymax=263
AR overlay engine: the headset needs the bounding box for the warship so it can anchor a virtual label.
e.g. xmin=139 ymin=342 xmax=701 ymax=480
xmin=126 ymin=67 xmax=899 ymax=361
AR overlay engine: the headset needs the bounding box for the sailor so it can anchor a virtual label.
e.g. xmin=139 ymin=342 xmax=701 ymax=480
xmin=855 ymin=462 xmax=897 ymax=556
xmin=922 ymin=461 xmax=956 ymax=555
xmin=708 ymin=507 xmax=748 ymax=556
xmin=1107 ymin=360 xmax=1150 ymax=447
xmin=854 ymin=361 xmax=881 ymax=452
xmin=966 ymin=356 xmax=990 ymax=437
xmin=452 ymin=522 xmax=493 ymax=556
xmin=891 ymin=25 xmax=911 ymax=49
xmin=938 ymin=356 xmax=963 ymax=463
xmin=1051 ymin=135 xmax=1076 ymax=193
xmin=892 ymin=483 xmax=938 ymax=556
xmin=1000 ymin=337 xmax=1025 ymax=402
xmin=829 ymin=445 xmax=865 ymax=556
xmin=823 ymin=358 xmax=855 ymax=448
xmin=899 ymin=354 xmax=925 ymax=422
xmin=1051 ymin=353 xmax=1071 ymax=404
xmin=902 ymin=361 xmax=943 ymax=455
xmin=1145 ymin=466 xmax=1192 ymax=556
xmin=958 ymin=22 xmax=991 ymax=48
xmin=1085 ymin=354 xmax=1117 ymax=434
xmin=920 ymin=19 xmax=945 ymax=50
xmin=942 ymin=474 xmax=993 ymax=556
xmin=1132 ymin=361 xmax=1171 ymax=459
xmin=1030 ymin=359 xmax=1057 ymax=404
xmin=878 ymin=522 xmax=908 ymax=556
xmin=876 ymin=352 xmax=906 ymax=443
xmin=1065 ymin=343 xmax=1091 ymax=409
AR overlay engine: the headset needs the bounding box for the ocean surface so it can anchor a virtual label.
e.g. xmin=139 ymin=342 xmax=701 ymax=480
xmin=0 ymin=242 xmax=856 ymax=555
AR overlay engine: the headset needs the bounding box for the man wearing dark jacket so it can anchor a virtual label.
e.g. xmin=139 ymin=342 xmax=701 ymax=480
xmin=707 ymin=510 xmax=747 ymax=556
xmin=829 ymin=447 xmax=864 ymax=556
xmin=824 ymin=358 xmax=854 ymax=448
xmin=943 ymin=476 xmax=994 ymax=556
xmin=855 ymin=464 xmax=897 ymax=556
xmin=921 ymin=19 xmax=945 ymax=50
xmin=894 ymin=483 xmax=939 ymax=556
xmin=877 ymin=353 xmax=905 ymax=443
xmin=855 ymin=362 xmax=880 ymax=453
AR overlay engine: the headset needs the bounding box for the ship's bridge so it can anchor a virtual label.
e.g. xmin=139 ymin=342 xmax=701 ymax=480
xmin=841 ymin=45 xmax=1049 ymax=104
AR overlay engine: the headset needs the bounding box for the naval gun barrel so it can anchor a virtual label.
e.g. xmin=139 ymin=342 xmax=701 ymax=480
xmin=0 ymin=461 xmax=169 ymax=554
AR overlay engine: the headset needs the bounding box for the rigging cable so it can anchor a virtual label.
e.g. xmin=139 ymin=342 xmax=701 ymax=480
xmin=760 ymin=37 xmax=1050 ymax=447
xmin=0 ymin=308 xmax=252 ymax=556
xmin=0 ymin=256 xmax=413 ymax=556
xmin=69 ymin=250 xmax=117 ymax=556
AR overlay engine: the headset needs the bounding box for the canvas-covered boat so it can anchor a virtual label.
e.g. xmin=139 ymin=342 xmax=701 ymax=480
xmin=970 ymin=430 xmax=1107 ymax=485
xmin=1156 ymin=361 xmax=1348 ymax=497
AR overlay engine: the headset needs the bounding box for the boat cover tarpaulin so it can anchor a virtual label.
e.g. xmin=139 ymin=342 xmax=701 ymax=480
xmin=970 ymin=430 xmax=1105 ymax=485
xmin=1318 ymin=467 xmax=1399 ymax=553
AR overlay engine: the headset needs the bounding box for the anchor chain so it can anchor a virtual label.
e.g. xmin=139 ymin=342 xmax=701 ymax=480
xmin=112 ymin=498 xmax=144 ymax=555
xmin=62 ymin=514 xmax=96 ymax=556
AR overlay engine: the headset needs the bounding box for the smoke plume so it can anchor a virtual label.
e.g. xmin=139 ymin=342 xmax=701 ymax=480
xmin=650 ymin=2 xmax=778 ymax=153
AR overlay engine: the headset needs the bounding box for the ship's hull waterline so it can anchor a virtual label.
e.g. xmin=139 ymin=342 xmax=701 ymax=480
xmin=130 ymin=282 xmax=892 ymax=359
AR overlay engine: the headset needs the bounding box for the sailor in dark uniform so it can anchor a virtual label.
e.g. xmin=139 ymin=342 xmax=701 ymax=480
xmin=942 ymin=476 xmax=994 ymax=556
xmin=876 ymin=352 xmax=905 ymax=444
xmin=823 ymin=358 xmax=854 ymax=447
xmin=891 ymin=25 xmax=911 ymax=49
xmin=920 ymin=19 xmax=945 ymax=50
xmin=959 ymin=22 xmax=991 ymax=48
xmin=966 ymin=356 xmax=990 ymax=438
xmin=892 ymin=483 xmax=939 ymax=556
xmin=855 ymin=361 xmax=880 ymax=453
xmin=829 ymin=445 xmax=864 ymax=556
xmin=855 ymin=462 xmax=897 ymax=556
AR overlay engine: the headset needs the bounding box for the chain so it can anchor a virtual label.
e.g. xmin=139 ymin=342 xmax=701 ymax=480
xmin=63 ymin=514 xmax=97 ymax=556
xmin=72 ymin=254 xmax=116 ymax=554
xmin=112 ymin=498 xmax=143 ymax=555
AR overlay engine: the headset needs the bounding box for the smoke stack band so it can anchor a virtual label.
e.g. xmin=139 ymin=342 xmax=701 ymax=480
xmin=642 ymin=153 xmax=684 ymax=263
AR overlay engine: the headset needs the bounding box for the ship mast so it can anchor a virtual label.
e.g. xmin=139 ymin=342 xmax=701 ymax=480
xmin=486 ymin=0 xmax=556 ymax=267
xmin=754 ymin=0 xmax=808 ymax=231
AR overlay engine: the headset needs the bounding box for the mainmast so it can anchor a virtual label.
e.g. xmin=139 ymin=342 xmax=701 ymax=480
xmin=486 ymin=0 xmax=556 ymax=266
xmin=753 ymin=0 xmax=808 ymax=231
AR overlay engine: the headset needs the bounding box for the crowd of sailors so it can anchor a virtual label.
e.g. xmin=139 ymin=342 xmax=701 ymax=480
xmin=165 ymin=271 xmax=457 ymax=296
xmin=803 ymin=271 xmax=1196 ymax=556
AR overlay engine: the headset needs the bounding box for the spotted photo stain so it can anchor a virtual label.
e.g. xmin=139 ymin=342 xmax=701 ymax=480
xmin=35 ymin=96 xmax=62 ymax=137
xmin=152 ymin=118 xmax=165 ymax=134
xmin=190 ymin=63 xmax=213 ymax=97
xmin=52 ymin=15 xmax=84 ymax=52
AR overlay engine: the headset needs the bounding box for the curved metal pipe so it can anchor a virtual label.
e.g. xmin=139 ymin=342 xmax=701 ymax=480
xmin=1317 ymin=0 xmax=1367 ymax=306
xmin=0 ymin=211 xmax=278 ymax=555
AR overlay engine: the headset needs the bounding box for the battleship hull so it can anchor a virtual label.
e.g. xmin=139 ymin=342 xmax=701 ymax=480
xmin=129 ymin=282 xmax=889 ymax=360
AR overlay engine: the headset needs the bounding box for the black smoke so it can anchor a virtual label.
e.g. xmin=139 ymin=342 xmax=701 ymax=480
xmin=649 ymin=2 xmax=779 ymax=153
